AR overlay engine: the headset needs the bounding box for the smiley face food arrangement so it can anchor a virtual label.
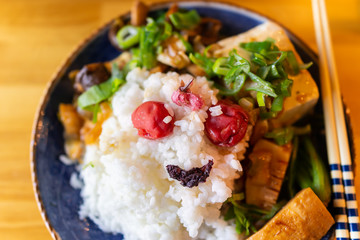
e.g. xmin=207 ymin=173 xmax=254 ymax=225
xmin=58 ymin=2 xmax=334 ymax=239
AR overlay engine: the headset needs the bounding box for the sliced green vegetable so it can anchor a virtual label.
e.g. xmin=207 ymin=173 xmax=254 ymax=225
xmin=271 ymin=95 xmax=284 ymax=112
xmin=245 ymin=72 xmax=277 ymax=97
xmin=189 ymin=52 xmax=215 ymax=77
xmin=77 ymin=63 xmax=125 ymax=117
xmin=169 ymin=9 xmax=200 ymax=30
xmin=299 ymin=62 xmax=313 ymax=70
xmin=256 ymin=92 xmax=266 ymax=107
xmin=264 ymin=127 xmax=294 ymax=145
xmin=252 ymin=52 xmax=267 ymax=66
xmin=264 ymin=125 xmax=311 ymax=145
xmin=139 ymin=19 xmax=159 ymax=69
xmin=212 ymin=57 xmax=230 ymax=76
xmin=296 ymin=137 xmax=331 ymax=203
xmin=116 ymin=25 xmax=140 ymax=49
xmin=288 ymin=137 xmax=299 ymax=198
xmin=285 ymin=51 xmax=300 ymax=75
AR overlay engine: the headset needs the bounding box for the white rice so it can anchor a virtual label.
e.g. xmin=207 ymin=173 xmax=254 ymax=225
xmin=209 ymin=105 xmax=223 ymax=117
xmin=59 ymin=154 xmax=75 ymax=165
xmin=77 ymin=68 xmax=251 ymax=240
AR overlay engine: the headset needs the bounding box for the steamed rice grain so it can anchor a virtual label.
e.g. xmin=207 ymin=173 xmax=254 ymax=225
xmin=78 ymin=68 xmax=251 ymax=240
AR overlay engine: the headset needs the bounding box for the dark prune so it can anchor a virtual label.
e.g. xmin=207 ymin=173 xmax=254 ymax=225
xmin=166 ymin=160 xmax=213 ymax=188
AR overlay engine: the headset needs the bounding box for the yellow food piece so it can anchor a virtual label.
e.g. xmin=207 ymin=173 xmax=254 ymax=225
xmin=58 ymin=103 xmax=83 ymax=139
xmin=248 ymin=188 xmax=335 ymax=240
xmin=213 ymin=22 xmax=319 ymax=127
xmin=81 ymin=102 xmax=112 ymax=145
xmin=65 ymin=139 xmax=83 ymax=160
xmin=246 ymin=139 xmax=292 ymax=209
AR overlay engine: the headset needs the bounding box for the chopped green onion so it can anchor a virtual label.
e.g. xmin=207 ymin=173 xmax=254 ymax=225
xmin=214 ymin=80 xmax=243 ymax=96
xmin=252 ymin=53 xmax=267 ymax=66
xmin=91 ymin=103 xmax=100 ymax=123
xmin=264 ymin=127 xmax=294 ymax=145
xmin=256 ymin=66 xmax=270 ymax=79
xmin=285 ymin=51 xmax=300 ymax=75
xmin=277 ymin=79 xmax=293 ymax=97
xmin=271 ymin=95 xmax=284 ymax=112
xmin=245 ymin=72 xmax=277 ymax=97
xmin=299 ymin=62 xmax=313 ymax=70
xmin=116 ymin=25 xmax=140 ymax=49
xmin=256 ymin=92 xmax=266 ymax=107
xmin=159 ymin=21 xmax=173 ymax=42
xmin=139 ymin=19 xmax=159 ymax=69
xmin=228 ymin=50 xmax=250 ymax=73
xmin=169 ymin=9 xmax=200 ymax=30
xmin=264 ymin=125 xmax=311 ymax=145
xmin=259 ymin=110 xmax=278 ymax=120
xmin=212 ymin=57 xmax=231 ymax=76
xmin=189 ymin=52 xmax=215 ymax=77
xmin=78 ymin=63 xmax=125 ymax=114
xmin=240 ymin=41 xmax=273 ymax=54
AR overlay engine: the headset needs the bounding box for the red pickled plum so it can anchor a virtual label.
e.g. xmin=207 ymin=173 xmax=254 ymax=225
xmin=131 ymin=101 xmax=174 ymax=139
xmin=205 ymin=101 xmax=249 ymax=147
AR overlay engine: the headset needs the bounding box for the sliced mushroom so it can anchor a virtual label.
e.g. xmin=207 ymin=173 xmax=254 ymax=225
xmin=131 ymin=1 xmax=148 ymax=26
xmin=74 ymin=63 xmax=111 ymax=93
xmin=197 ymin=18 xmax=222 ymax=45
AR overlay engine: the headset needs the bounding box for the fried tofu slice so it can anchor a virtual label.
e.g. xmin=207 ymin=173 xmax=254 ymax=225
xmin=246 ymin=139 xmax=292 ymax=210
xmin=212 ymin=22 xmax=319 ymax=127
xmin=248 ymin=188 xmax=335 ymax=240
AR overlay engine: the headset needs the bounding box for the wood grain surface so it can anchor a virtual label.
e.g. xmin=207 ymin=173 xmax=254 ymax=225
xmin=0 ymin=0 xmax=359 ymax=239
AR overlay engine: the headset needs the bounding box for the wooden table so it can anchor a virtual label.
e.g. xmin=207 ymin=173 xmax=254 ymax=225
xmin=0 ymin=0 xmax=359 ymax=239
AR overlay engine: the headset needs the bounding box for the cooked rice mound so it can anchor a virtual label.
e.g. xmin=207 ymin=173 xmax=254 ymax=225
xmin=78 ymin=68 xmax=252 ymax=240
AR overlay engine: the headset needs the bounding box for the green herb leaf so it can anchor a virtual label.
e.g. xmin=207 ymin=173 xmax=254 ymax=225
xmin=169 ymin=9 xmax=200 ymax=30
xmin=223 ymin=194 xmax=283 ymax=236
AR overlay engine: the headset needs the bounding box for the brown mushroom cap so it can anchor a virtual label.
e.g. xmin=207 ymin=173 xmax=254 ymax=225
xmin=74 ymin=63 xmax=111 ymax=93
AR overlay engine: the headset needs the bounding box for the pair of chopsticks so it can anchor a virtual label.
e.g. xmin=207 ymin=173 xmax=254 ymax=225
xmin=311 ymin=0 xmax=360 ymax=239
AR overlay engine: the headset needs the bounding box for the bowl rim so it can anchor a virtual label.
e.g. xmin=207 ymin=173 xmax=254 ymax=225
xmin=29 ymin=1 xmax=321 ymax=239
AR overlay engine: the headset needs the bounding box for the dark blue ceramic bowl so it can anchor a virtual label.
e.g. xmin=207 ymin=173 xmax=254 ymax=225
xmin=31 ymin=1 xmax=338 ymax=239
